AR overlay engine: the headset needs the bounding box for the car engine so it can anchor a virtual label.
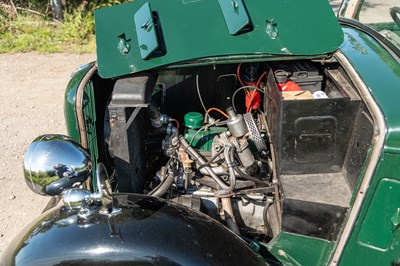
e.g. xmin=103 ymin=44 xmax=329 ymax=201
xmin=149 ymin=104 xmax=276 ymax=238
xmin=103 ymin=61 xmax=373 ymax=242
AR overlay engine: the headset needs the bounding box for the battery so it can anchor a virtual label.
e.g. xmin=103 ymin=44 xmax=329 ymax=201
xmin=271 ymin=61 xmax=324 ymax=93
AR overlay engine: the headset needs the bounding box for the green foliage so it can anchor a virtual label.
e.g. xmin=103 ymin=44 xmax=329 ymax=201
xmin=0 ymin=0 xmax=130 ymax=53
xmin=26 ymin=169 xmax=59 ymax=189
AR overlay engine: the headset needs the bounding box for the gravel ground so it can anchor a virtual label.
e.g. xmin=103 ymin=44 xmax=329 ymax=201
xmin=0 ymin=53 xmax=95 ymax=254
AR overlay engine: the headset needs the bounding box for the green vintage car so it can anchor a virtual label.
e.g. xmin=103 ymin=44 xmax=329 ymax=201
xmin=2 ymin=0 xmax=400 ymax=265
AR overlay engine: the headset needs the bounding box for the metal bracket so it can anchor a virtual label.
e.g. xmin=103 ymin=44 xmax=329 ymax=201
xmin=134 ymin=2 xmax=160 ymax=59
xmin=123 ymin=107 xmax=142 ymax=130
xmin=218 ymin=0 xmax=251 ymax=35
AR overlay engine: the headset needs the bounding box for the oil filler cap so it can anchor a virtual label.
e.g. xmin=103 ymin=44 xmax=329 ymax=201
xmin=184 ymin=112 xmax=204 ymax=129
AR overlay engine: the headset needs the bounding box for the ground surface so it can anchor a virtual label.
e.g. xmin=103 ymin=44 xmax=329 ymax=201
xmin=0 ymin=53 xmax=95 ymax=254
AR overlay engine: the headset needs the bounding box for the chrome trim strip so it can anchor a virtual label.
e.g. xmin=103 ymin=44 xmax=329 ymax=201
xmin=75 ymin=63 xmax=98 ymax=149
xmin=329 ymin=51 xmax=387 ymax=265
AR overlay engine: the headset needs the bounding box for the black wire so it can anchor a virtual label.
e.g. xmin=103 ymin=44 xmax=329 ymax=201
xmin=147 ymin=158 xmax=173 ymax=196
xmin=227 ymin=145 xmax=237 ymax=191
xmin=264 ymin=90 xmax=278 ymax=112
xmin=263 ymin=201 xmax=273 ymax=236
xmin=234 ymin=166 xmax=269 ymax=185
xmin=197 ymin=147 xmax=225 ymax=170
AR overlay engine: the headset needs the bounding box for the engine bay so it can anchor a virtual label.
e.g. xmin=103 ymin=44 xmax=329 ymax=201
xmin=102 ymin=59 xmax=374 ymax=242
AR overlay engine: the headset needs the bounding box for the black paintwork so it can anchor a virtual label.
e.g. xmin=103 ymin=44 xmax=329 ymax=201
xmin=281 ymin=198 xmax=347 ymax=240
xmin=108 ymin=74 xmax=157 ymax=193
xmin=265 ymin=68 xmax=362 ymax=176
xmin=1 ymin=194 xmax=268 ymax=266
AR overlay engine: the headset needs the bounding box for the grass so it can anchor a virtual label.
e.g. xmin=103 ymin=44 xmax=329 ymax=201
xmin=0 ymin=12 xmax=95 ymax=53
xmin=0 ymin=1 xmax=126 ymax=53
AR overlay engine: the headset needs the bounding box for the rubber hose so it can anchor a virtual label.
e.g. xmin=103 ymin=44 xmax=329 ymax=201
xmin=148 ymin=174 xmax=174 ymax=197
xmin=234 ymin=166 xmax=269 ymax=185
xmin=147 ymin=101 xmax=162 ymax=128
xmin=262 ymin=201 xmax=273 ymax=237
xmin=179 ymin=136 xmax=230 ymax=190
xmin=224 ymin=145 xmax=236 ymax=191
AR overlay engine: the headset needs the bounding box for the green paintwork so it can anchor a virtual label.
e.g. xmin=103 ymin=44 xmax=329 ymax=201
xmin=357 ymin=178 xmax=400 ymax=250
xmin=82 ymin=80 xmax=99 ymax=190
xmin=267 ymin=231 xmax=332 ymax=266
xmin=337 ymin=26 xmax=400 ymax=265
xmin=338 ymin=154 xmax=400 ymax=265
xmin=95 ymin=0 xmax=343 ymax=78
xmin=218 ymin=0 xmax=250 ymax=35
xmin=63 ymin=12 xmax=400 ymax=265
xmin=340 ymin=0 xmax=400 ymax=50
xmin=63 ymin=63 xmax=99 ymax=190
xmin=134 ymin=2 xmax=160 ymax=59
xmin=184 ymin=112 xmax=204 ymax=129
xmin=340 ymin=27 xmax=400 ymax=153
xmin=64 ymin=63 xmax=96 ymax=143
xmin=184 ymin=127 xmax=227 ymax=152
xmin=265 ymin=25 xmax=400 ymax=266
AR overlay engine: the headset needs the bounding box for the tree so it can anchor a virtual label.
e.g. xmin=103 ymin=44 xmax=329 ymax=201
xmin=50 ymin=0 xmax=65 ymax=21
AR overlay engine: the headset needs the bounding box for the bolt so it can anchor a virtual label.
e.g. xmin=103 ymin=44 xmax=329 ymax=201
xmin=109 ymin=118 xmax=117 ymax=127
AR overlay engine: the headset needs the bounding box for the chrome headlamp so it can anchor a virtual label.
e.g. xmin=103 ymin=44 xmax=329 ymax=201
xmin=23 ymin=134 xmax=92 ymax=196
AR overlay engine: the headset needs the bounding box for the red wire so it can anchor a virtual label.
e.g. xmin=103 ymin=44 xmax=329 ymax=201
xmin=236 ymin=63 xmax=245 ymax=87
xmin=172 ymin=119 xmax=179 ymax=130
xmin=256 ymin=71 xmax=267 ymax=88
xmin=246 ymin=71 xmax=267 ymax=112
xmin=246 ymin=90 xmax=257 ymax=113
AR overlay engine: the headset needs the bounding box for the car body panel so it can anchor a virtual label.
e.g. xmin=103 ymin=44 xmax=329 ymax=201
xmin=5 ymin=2 xmax=400 ymax=265
xmin=95 ymin=0 xmax=343 ymax=78
xmin=64 ymin=62 xmax=96 ymax=143
xmin=260 ymin=23 xmax=400 ymax=265
xmin=340 ymin=0 xmax=400 ymax=50
xmin=57 ymin=20 xmax=400 ymax=266
xmin=339 ymin=153 xmax=400 ymax=265
xmin=1 ymin=194 xmax=269 ymax=266
xmin=267 ymin=231 xmax=332 ymax=266
xmin=336 ymin=25 xmax=400 ymax=265
xmin=340 ymin=26 xmax=400 ymax=153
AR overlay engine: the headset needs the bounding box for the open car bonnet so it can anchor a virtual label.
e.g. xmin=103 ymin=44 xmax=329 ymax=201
xmin=95 ymin=0 xmax=344 ymax=78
